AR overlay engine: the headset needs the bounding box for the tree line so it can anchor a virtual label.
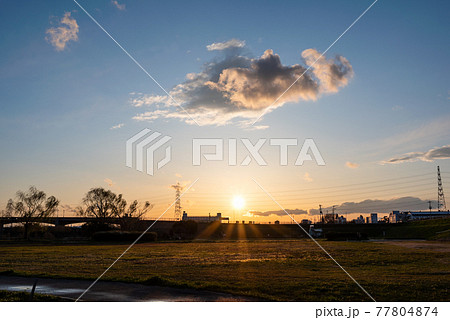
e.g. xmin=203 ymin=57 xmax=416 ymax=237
xmin=1 ymin=186 xmax=153 ymax=239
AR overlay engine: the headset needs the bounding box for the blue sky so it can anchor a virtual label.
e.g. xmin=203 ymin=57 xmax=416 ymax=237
xmin=0 ymin=0 xmax=449 ymax=221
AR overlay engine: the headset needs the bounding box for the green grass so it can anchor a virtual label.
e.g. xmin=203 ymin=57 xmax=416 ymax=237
xmin=0 ymin=240 xmax=448 ymax=301
xmin=385 ymin=218 xmax=450 ymax=240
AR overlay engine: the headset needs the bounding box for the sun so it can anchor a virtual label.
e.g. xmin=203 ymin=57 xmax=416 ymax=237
xmin=232 ymin=196 xmax=245 ymax=210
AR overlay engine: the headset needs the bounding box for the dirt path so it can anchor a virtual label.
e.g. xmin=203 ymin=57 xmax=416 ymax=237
xmin=375 ymin=240 xmax=450 ymax=253
xmin=0 ymin=276 xmax=257 ymax=301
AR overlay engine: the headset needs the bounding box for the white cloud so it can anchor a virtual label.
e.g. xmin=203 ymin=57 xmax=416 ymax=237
xmin=110 ymin=123 xmax=124 ymax=130
xmin=346 ymin=161 xmax=359 ymax=168
xmin=46 ymin=12 xmax=79 ymax=51
xmin=382 ymin=144 xmax=450 ymax=164
xmin=206 ymin=39 xmax=246 ymax=51
xmin=131 ymin=41 xmax=353 ymax=127
xmin=112 ymin=0 xmax=126 ymax=10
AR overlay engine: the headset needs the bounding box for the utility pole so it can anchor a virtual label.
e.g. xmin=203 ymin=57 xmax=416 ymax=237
xmin=319 ymin=204 xmax=323 ymax=224
xmin=437 ymin=166 xmax=446 ymax=211
xmin=428 ymin=200 xmax=432 ymax=212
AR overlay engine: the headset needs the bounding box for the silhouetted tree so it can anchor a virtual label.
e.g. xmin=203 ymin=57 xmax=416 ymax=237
xmin=77 ymin=188 xmax=117 ymax=224
xmin=78 ymin=187 xmax=152 ymax=230
xmin=5 ymin=186 xmax=59 ymax=239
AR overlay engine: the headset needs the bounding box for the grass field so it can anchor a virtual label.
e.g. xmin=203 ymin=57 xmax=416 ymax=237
xmin=0 ymin=239 xmax=448 ymax=301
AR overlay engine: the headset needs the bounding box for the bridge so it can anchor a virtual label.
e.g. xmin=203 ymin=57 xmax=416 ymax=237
xmin=1 ymin=216 xmax=103 ymax=226
xmin=0 ymin=216 xmax=179 ymax=227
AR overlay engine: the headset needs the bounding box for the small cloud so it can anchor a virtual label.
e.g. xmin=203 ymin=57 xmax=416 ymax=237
xmin=392 ymin=105 xmax=404 ymax=111
xmin=346 ymin=161 xmax=359 ymax=169
xmin=46 ymin=12 xmax=79 ymax=51
xmin=206 ymin=39 xmax=246 ymax=51
xmin=303 ymin=172 xmax=313 ymax=182
xmin=382 ymin=144 xmax=450 ymax=164
xmin=175 ymin=173 xmax=182 ymax=178
xmin=110 ymin=123 xmax=124 ymax=130
xmin=111 ymin=0 xmax=126 ymax=10
xmin=104 ymin=178 xmax=115 ymax=187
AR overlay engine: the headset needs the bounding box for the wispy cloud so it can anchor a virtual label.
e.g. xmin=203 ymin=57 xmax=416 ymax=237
xmin=46 ymin=12 xmax=79 ymax=51
xmin=111 ymin=0 xmax=126 ymax=11
xmin=382 ymin=144 xmax=450 ymax=164
xmin=346 ymin=161 xmax=359 ymax=168
xmin=131 ymin=40 xmax=353 ymax=127
xmin=206 ymin=39 xmax=245 ymax=51
xmin=379 ymin=116 xmax=450 ymax=153
xmin=110 ymin=123 xmax=124 ymax=130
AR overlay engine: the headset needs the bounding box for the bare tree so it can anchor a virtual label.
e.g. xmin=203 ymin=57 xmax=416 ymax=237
xmin=6 ymin=186 xmax=59 ymax=239
xmin=116 ymin=200 xmax=153 ymax=219
xmin=115 ymin=199 xmax=153 ymax=231
xmin=77 ymin=188 xmax=117 ymax=223
xmin=78 ymin=187 xmax=153 ymax=230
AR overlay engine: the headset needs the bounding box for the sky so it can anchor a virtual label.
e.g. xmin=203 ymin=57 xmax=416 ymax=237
xmin=0 ymin=0 xmax=449 ymax=222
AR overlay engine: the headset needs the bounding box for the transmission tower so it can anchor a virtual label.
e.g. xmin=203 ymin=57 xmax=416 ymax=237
xmin=437 ymin=166 xmax=446 ymax=210
xmin=172 ymin=182 xmax=183 ymax=220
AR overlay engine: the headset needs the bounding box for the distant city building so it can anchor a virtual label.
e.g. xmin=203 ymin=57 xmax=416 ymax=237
xmin=365 ymin=217 xmax=370 ymax=224
xmin=389 ymin=210 xmax=450 ymax=223
xmin=355 ymin=215 xmax=365 ymax=224
xmin=336 ymin=215 xmax=347 ymax=224
xmin=301 ymin=219 xmax=312 ymax=225
xmin=370 ymin=213 xmax=378 ymax=224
